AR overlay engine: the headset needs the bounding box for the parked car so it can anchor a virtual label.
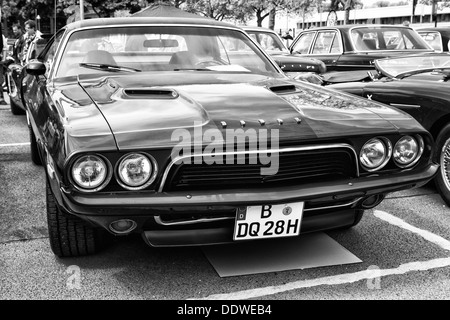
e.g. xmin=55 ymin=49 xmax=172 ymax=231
xmin=289 ymin=24 xmax=434 ymax=72
xmin=326 ymin=52 xmax=450 ymax=206
xmin=20 ymin=17 xmax=437 ymax=257
xmin=417 ymin=27 xmax=450 ymax=52
xmin=6 ymin=36 xmax=49 ymax=115
xmin=242 ymin=26 xmax=326 ymax=76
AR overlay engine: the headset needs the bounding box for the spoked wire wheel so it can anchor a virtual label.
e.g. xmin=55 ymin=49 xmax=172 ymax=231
xmin=435 ymin=125 xmax=450 ymax=207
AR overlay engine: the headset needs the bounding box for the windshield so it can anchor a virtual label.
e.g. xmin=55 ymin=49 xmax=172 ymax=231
xmin=350 ymin=26 xmax=431 ymax=51
xmin=55 ymin=25 xmax=280 ymax=78
xmin=375 ymin=53 xmax=450 ymax=78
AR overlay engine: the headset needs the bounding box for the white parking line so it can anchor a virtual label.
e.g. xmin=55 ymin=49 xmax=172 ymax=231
xmin=196 ymin=257 xmax=450 ymax=300
xmin=0 ymin=143 xmax=30 ymax=147
xmin=193 ymin=210 xmax=450 ymax=300
xmin=373 ymin=210 xmax=450 ymax=251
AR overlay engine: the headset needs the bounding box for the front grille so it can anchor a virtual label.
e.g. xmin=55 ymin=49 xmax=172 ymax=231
xmin=163 ymin=147 xmax=357 ymax=191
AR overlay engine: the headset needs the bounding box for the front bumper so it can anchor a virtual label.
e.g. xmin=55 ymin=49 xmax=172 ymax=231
xmin=51 ymin=163 xmax=438 ymax=246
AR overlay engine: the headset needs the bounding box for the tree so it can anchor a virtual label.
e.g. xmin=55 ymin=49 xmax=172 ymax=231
xmin=184 ymin=0 xmax=252 ymax=22
xmin=374 ymin=1 xmax=391 ymax=7
xmin=329 ymin=0 xmax=362 ymax=25
xmin=242 ymin=0 xmax=314 ymax=29
xmin=330 ymin=0 xmax=352 ymax=24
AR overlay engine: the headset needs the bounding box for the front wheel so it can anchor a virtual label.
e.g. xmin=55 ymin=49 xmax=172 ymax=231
xmin=46 ymin=179 xmax=105 ymax=257
xmin=9 ymin=96 xmax=25 ymax=115
xmin=434 ymin=124 xmax=450 ymax=206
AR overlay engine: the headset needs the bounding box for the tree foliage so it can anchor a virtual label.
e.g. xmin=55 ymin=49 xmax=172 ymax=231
xmin=0 ymin=0 xmax=317 ymax=34
xmin=329 ymin=0 xmax=363 ymax=24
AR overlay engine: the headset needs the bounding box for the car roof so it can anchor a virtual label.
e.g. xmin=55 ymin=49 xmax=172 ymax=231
xmin=417 ymin=27 xmax=450 ymax=33
xmin=241 ymin=26 xmax=277 ymax=33
xmin=302 ymin=24 xmax=412 ymax=32
xmin=64 ymin=17 xmax=241 ymax=32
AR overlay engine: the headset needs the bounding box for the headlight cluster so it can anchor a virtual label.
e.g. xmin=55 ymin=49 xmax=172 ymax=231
xmin=360 ymin=135 xmax=424 ymax=172
xmin=116 ymin=153 xmax=158 ymax=190
xmin=71 ymin=155 xmax=111 ymax=192
xmin=393 ymin=136 xmax=424 ymax=168
xmin=70 ymin=153 xmax=158 ymax=192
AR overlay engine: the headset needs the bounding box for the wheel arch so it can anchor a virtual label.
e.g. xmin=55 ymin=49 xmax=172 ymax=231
xmin=429 ymin=114 xmax=450 ymax=144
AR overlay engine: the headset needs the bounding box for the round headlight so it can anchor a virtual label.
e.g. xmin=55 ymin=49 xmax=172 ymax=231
xmin=117 ymin=153 xmax=157 ymax=190
xmin=393 ymin=136 xmax=422 ymax=167
xmin=71 ymin=155 xmax=109 ymax=191
xmin=360 ymin=138 xmax=390 ymax=171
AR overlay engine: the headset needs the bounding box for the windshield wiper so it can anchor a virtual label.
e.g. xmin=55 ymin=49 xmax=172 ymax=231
xmin=173 ymin=68 xmax=212 ymax=71
xmin=79 ymin=63 xmax=141 ymax=73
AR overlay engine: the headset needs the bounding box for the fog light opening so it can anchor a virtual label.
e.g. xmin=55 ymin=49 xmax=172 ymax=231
xmin=360 ymin=194 xmax=385 ymax=209
xmin=109 ymin=219 xmax=137 ymax=234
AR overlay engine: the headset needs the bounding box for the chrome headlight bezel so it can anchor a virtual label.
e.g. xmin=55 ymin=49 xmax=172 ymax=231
xmin=393 ymin=135 xmax=424 ymax=168
xmin=69 ymin=154 xmax=113 ymax=192
xmin=359 ymin=137 xmax=392 ymax=172
xmin=115 ymin=152 xmax=158 ymax=191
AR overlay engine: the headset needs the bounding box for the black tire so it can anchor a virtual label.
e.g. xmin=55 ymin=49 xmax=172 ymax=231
xmin=46 ymin=179 xmax=104 ymax=257
xmin=29 ymin=125 xmax=42 ymax=165
xmin=9 ymin=96 xmax=25 ymax=115
xmin=433 ymin=124 xmax=450 ymax=207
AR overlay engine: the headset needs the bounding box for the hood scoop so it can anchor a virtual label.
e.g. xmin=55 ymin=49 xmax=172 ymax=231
xmin=268 ymin=84 xmax=297 ymax=94
xmin=123 ymin=88 xmax=179 ymax=99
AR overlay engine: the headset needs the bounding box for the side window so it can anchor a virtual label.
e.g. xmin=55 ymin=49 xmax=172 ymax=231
xmin=388 ymin=31 xmax=414 ymax=50
xmin=402 ymin=36 xmax=415 ymax=49
xmin=418 ymin=32 xmax=442 ymax=51
xmin=291 ymin=32 xmax=315 ymax=54
xmin=41 ymin=30 xmax=65 ymax=77
xmin=330 ymin=32 xmax=341 ymax=53
xmin=312 ymin=31 xmax=339 ymax=54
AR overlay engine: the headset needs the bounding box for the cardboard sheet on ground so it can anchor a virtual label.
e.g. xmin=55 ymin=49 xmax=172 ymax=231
xmin=202 ymin=232 xmax=361 ymax=277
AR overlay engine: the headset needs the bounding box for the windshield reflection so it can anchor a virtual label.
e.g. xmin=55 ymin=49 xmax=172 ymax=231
xmin=56 ymin=26 xmax=280 ymax=78
xmin=375 ymin=53 xmax=450 ymax=78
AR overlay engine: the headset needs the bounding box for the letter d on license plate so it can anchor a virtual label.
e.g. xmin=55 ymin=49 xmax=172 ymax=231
xmin=233 ymin=202 xmax=304 ymax=241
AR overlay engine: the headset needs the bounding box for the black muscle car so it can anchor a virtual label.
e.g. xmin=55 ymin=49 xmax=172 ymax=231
xmin=328 ymin=52 xmax=450 ymax=207
xmin=289 ymin=24 xmax=433 ymax=72
xmin=20 ymin=17 xmax=437 ymax=257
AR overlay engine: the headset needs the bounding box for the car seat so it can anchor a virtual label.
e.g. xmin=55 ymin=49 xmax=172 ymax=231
xmin=169 ymin=51 xmax=197 ymax=66
xmin=83 ymin=50 xmax=117 ymax=66
xmin=362 ymin=38 xmax=377 ymax=50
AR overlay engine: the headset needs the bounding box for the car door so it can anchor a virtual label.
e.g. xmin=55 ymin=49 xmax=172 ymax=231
xmin=290 ymin=30 xmax=342 ymax=71
xmin=24 ymin=30 xmax=65 ymax=153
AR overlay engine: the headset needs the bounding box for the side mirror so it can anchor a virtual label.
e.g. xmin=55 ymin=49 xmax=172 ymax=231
xmin=26 ymin=61 xmax=46 ymax=76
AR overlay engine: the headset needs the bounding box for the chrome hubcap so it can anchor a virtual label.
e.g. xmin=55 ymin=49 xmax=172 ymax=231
xmin=440 ymin=137 xmax=450 ymax=192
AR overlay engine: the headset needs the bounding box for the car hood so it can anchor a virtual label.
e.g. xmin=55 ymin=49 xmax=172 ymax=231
xmin=72 ymin=72 xmax=419 ymax=150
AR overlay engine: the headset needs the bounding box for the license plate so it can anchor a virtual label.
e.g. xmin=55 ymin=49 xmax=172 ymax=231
xmin=233 ymin=202 xmax=304 ymax=241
